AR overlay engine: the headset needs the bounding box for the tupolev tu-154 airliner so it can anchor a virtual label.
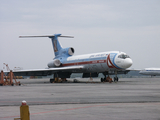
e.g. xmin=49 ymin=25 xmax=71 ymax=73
xmin=12 ymin=34 xmax=133 ymax=83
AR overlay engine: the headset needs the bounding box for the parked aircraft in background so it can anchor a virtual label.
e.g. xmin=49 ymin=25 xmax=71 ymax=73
xmin=139 ymin=68 xmax=160 ymax=76
xmin=11 ymin=34 xmax=133 ymax=83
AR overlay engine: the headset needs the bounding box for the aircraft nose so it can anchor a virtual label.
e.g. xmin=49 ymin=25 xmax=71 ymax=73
xmin=124 ymin=58 xmax=133 ymax=68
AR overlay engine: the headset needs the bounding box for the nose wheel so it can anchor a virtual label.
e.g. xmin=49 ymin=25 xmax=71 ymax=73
xmin=114 ymin=76 xmax=118 ymax=82
xmin=114 ymin=71 xmax=118 ymax=82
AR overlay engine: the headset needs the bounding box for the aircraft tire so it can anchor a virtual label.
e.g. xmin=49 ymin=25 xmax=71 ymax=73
xmin=73 ymin=79 xmax=78 ymax=83
xmin=114 ymin=77 xmax=118 ymax=82
xmin=50 ymin=79 xmax=54 ymax=83
xmin=101 ymin=78 xmax=104 ymax=82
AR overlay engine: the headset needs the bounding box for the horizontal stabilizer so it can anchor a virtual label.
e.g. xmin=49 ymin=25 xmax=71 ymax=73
xmin=19 ymin=35 xmax=74 ymax=38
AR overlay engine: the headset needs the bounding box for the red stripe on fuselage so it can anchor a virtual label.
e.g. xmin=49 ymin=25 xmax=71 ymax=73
xmin=62 ymin=60 xmax=106 ymax=67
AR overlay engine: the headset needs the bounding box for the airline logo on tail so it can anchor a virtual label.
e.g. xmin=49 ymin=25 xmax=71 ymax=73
xmin=53 ymin=40 xmax=58 ymax=52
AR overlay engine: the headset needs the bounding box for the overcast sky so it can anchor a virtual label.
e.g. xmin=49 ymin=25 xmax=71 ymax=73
xmin=0 ymin=0 xmax=160 ymax=70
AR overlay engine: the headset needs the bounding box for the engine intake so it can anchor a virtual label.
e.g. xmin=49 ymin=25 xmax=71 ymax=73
xmin=47 ymin=59 xmax=61 ymax=68
xmin=68 ymin=47 xmax=74 ymax=56
xmin=60 ymin=47 xmax=74 ymax=56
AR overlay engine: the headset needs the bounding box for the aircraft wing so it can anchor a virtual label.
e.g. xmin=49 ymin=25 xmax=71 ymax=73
xmin=7 ymin=66 xmax=84 ymax=76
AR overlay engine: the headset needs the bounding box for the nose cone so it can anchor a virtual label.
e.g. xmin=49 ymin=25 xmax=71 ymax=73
xmin=124 ymin=58 xmax=133 ymax=68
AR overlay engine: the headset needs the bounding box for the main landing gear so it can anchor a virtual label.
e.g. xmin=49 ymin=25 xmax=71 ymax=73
xmin=50 ymin=73 xmax=68 ymax=83
xmin=101 ymin=71 xmax=119 ymax=83
xmin=50 ymin=78 xmax=54 ymax=83
xmin=50 ymin=78 xmax=68 ymax=83
xmin=101 ymin=77 xmax=112 ymax=83
xmin=101 ymin=72 xmax=113 ymax=83
xmin=101 ymin=76 xmax=119 ymax=83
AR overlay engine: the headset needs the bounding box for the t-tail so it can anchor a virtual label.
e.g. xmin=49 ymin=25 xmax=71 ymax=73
xmin=19 ymin=34 xmax=74 ymax=58
xmin=51 ymin=34 xmax=63 ymax=56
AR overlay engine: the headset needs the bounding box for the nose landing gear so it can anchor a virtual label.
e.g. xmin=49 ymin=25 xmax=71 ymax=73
xmin=114 ymin=76 xmax=118 ymax=82
xmin=114 ymin=71 xmax=118 ymax=82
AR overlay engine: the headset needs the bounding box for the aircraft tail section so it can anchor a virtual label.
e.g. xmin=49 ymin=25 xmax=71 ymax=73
xmin=50 ymin=34 xmax=74 ymax=57
xmin=50 ymin=34 xmax=63 ymax=57
xmin=19 ymin=34 xmax=74 ymax=57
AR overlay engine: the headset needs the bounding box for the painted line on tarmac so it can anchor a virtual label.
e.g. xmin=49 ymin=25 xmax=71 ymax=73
xmin=1 ymin=102 xmax=160 ymax=119
xmin=1 ymin=101 xmax=160 ymax=105
xmin=0 ymin=104 xmax=110 ymax=119
xmin=31 ymin=104 xmax=110 ymax=115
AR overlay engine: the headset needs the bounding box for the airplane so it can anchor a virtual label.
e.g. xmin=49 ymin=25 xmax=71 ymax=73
xmin=12 ymin=34 xmax=133 ymax=83
xmin=139 ymin=68 xmax=160 ymax=76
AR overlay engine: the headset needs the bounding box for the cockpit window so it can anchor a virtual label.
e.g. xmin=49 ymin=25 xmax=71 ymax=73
xmin=118 ymin=54 xmax=130 ymax=59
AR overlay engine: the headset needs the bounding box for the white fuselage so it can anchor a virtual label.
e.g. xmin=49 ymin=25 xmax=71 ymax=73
xmin=48 ymin=51 xmax=133 ymax=73
xmin=139 ymin=68 xmax=160 ymax=76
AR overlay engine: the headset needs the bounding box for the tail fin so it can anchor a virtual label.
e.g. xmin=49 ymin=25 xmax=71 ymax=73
xmin=50 ymin=34 xmax=63 ymax=57
xmin=19 ymin=34 xmax=74 ymax=57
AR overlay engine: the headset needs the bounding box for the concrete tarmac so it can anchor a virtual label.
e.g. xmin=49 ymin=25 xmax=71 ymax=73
xmin=0 ymin=78 xmax=160 ymax=120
